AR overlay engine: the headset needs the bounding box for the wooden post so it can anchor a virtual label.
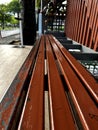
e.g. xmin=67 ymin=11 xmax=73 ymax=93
xmin=23 ymin=0 xmax=36 ymax=45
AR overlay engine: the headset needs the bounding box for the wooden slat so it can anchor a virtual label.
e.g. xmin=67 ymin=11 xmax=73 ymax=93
xmin=53 ymin=36 xmax=98 ymax=104
xmin=79 ymin=2 xmax=87 ymax=44
xmin=65 ymin=0 xmax=98 ymax=51
xmin=49 ymin=35 xmax=98 ymax=130
xmin=94 ymin=34 xmax=98 ymax=51
xmin=19 ymin=36 xmax=45 ymax=130
xmin=0 ymin=42 xmax=39 ymax=129
xmin=45 ymin=35 xmax=76 ymax=130
xmin=77 ymin=1 xmax=85 ymax=42
xmin=82 ymin=0 xmax=94 ymax=45
xmin=76 ymin=0 xmax=82 ymax=41
xmin=74 ymin=0 xmax=79 ymax=41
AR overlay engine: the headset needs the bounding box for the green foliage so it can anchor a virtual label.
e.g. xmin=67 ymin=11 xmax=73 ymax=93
xmin=7 ymin=0 xmax=21 ymax=16
xmin=10 ymin=15 xmax=18 ymax=24
xmin=0 ymin=4 xmax=12 ymax=29
xmin=36 ymin=0 xmax=41 ymax=8
xmin=0 ymin=0 xmax=20 ymax=29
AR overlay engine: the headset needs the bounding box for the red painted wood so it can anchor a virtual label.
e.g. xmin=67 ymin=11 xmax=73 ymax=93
xmin=52 ymin=36 xmax=98 ymax=104
xmin=46 ymin=35 xmax=76 ymax=130
xmin=50 ymin=35 xmax=98 ymax=130
xmin=20 ymin=36 xmax=45 ymax=130
xmin=65 ymin=0 xmax=98 ymax=51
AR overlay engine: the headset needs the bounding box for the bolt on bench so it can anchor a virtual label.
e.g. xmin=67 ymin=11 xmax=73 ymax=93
xmin=0 ymin=34 xmax=98 ymax=130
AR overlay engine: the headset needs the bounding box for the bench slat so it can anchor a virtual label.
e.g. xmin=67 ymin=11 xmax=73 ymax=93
xmin=19 ymin=36 xmax=45 ymax=130
xmin=53 ymin=36 xmax=98 ymax=104
xmin=49 ymin=35 xmax=98 ymax=130
xmin=46 ymin=36 xmax=76 ymax=130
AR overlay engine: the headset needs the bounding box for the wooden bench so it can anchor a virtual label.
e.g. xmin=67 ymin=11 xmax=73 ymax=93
xmin=18 ymin=35 xmax=76 ymax=130
xmin=18 ymin=34 xmax=98 ymax=130
xmin=1 ymin=34 xmax=98 ymax=130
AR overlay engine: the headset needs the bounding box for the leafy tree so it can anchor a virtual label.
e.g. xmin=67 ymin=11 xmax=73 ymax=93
xmin=0 ymin=4 xmax=12 ymax=29
xmin=7 ymin=0 xmax=21 ymax=18
xmin=0 ymin=0 xmax=21 ymax=29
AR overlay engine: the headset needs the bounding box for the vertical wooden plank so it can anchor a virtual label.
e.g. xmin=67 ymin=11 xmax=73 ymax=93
xmin=74 ymin=0 xmax=80 ymax=41
xmin=65 ymin=0 xmax=98 ymax=51
xmin=85 ymin=0 xmax=94 ymax=46
xmin=76 ymin=0 xmax=82 ymax=41
xmin=77 ymin=1 xmax=85 ymax=42
xmin=89 ymin=0 xmax=97 ymax=48
xmin=79 ymin=3 xmax=87 ymax=44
